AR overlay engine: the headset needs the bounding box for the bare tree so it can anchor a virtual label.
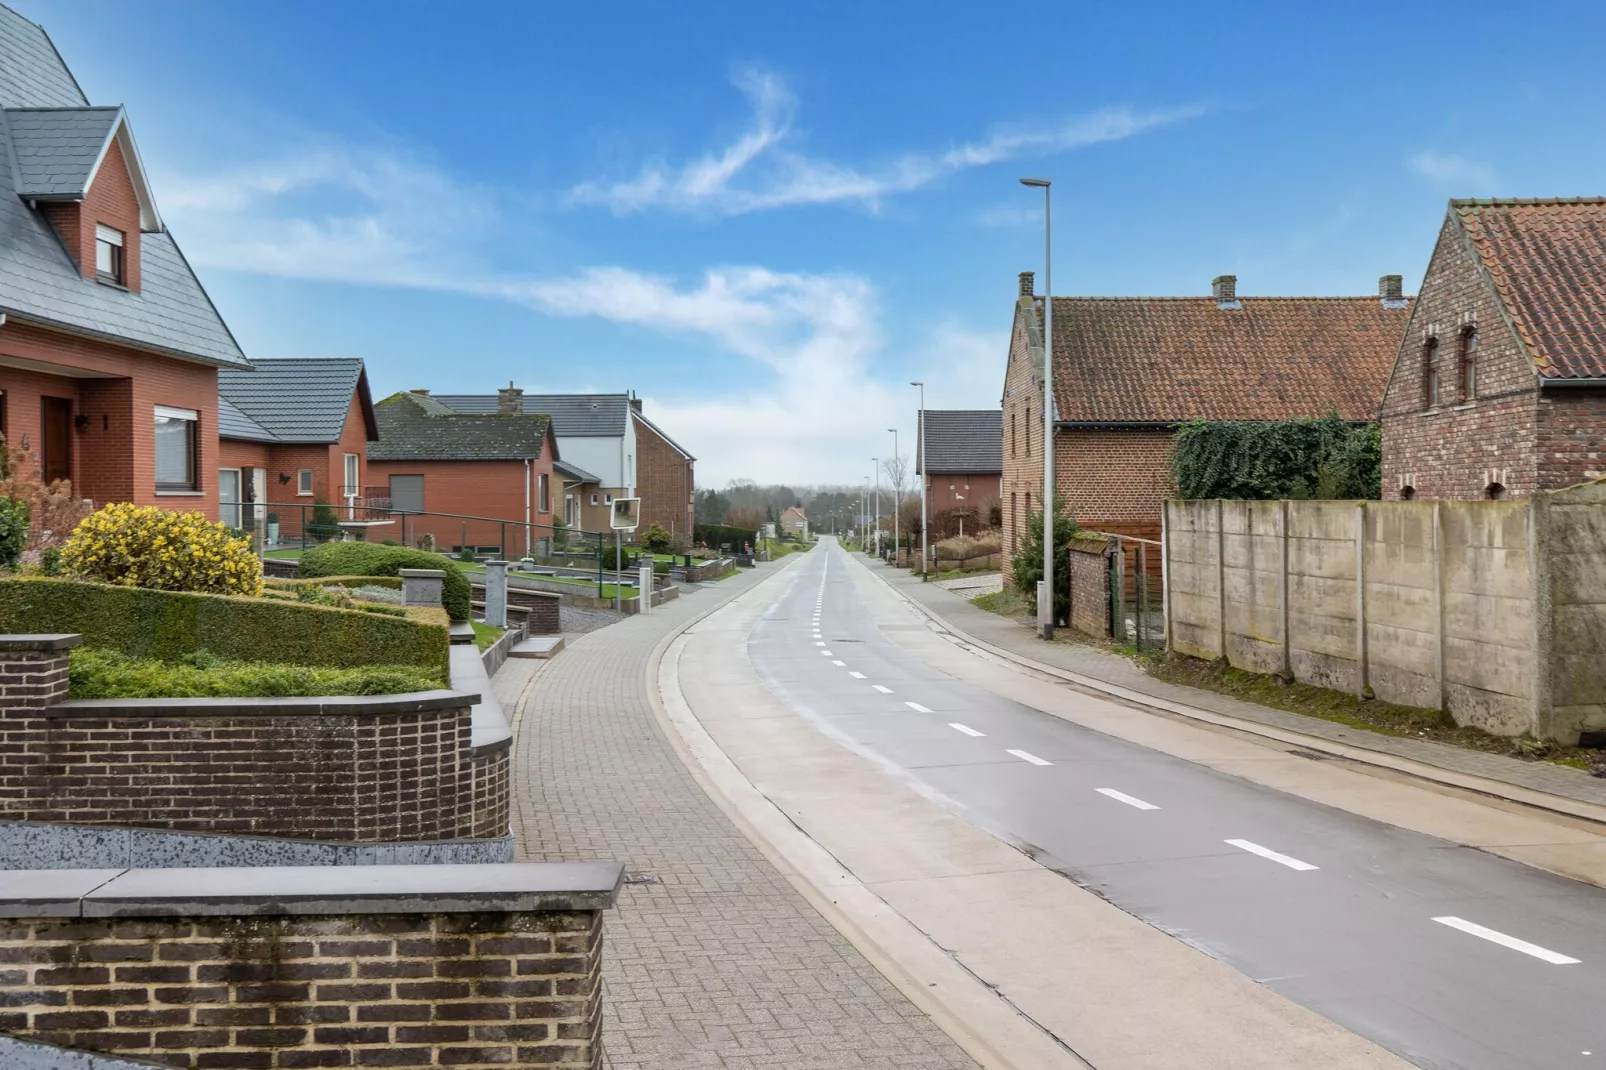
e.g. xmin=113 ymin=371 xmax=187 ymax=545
xmin=881 ymin=454 xmax=912 ymax=543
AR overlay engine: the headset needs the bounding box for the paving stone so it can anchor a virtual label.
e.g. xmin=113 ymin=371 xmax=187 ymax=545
xmin=505 ymin=563 xmax=978 ymax=1069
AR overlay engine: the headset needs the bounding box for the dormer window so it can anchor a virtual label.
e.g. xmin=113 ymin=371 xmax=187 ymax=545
xmin=95 ymin=224 xmax=124 ymax=286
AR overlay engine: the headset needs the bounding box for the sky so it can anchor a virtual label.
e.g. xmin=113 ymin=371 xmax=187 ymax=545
xmin=21 ymin=0 xmax=1606 ymax=487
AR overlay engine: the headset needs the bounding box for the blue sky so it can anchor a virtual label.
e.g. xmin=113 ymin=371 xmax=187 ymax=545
xmin=22 ymin=0 xmax=1606 ymax=485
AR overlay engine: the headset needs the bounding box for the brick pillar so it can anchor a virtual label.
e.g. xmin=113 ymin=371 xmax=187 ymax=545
xmin=0 ymin=635 xmax=79 ymax=818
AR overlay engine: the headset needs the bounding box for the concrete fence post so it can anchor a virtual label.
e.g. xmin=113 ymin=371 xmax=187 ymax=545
xmin=1354 ymin=502 xmax=1369 ymax=699
xmin=1215 ymin=499 xmax=1227 ymax=660
xmin=484 ymin=560 xmax=509 ymax=628
xmin=399 ymin=568 xmax=445 ymax=608
xmin=1160 ymin=501 xmax=1172 ymax=652
xmin=639 ymin=564 xmax=654 ymax=614
xmin=1433 ymin=501 xmax=1446 ymax=711
xmin=1530 ymin=494 xmax=1556 ymax=740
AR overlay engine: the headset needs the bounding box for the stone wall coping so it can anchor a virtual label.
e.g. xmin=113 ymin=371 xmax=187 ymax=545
xmin=0 ymin=633 xmax=83 ymax=652
xmin=49 ymin=689 xmax=479 ymax=719
xmin=1 ymin=862 xmax=624 ymax=918
xmin=397 ymin=567 xmax=446 ymax=578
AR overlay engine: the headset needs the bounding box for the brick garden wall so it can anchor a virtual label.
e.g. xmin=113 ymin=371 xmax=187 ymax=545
xmin=1067 ymin=536 xmax=1113 ymax=638
xmin=0 ymin=639 xmax=508 ymax=842
xmin=0 ymin=908 xmax=603 ymax=1069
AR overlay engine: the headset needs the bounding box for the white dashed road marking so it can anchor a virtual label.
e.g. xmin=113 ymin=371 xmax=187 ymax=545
xmin=872 ymin=685 xmax=893 ymax=694
xmin=949 ymin=723 xmax=984 ymax=737
xmin=820 ymin=650 xmax=833 ymax=657
xmin=904 ymin=702 xmax=932 ymax=713
xmin=1225 ymin=839 xmax=1318 ymax=871
xmin=1096 ymin=788 xmax=1160 ymax=811
xmin=831 ymin=660 xmax=845 ymax=666
xmin=849 ymin=671 xmax=866 ymax=679
xmin=1007 ymin=749 xmax=1051 ymax=766
xmin=1432 ymin=917 xmax=1580 ymax=964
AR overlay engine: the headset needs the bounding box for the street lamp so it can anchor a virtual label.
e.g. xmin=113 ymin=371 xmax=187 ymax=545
xmin=1020 ymin=176 xmax=1054 ymax=638
xmin=872 ymin=458 xmax=880 ymax=559
xmin=909 ymin=382 xmax=927 ymax=578
xmin=887 ymin=428 xmax=899 ymax=563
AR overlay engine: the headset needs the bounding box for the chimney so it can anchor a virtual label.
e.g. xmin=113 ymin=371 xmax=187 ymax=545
xmin=1212 ymin=274 xmax=1238 ymax=308
xmin=410 ymin=389 xmax=429 ymax=396
xmin=497 ymin=382 xmax=523 ymax=415
xmin=630 ymin=398 xmax=643 ymax=413
xmin=1018 ymin=271 xmax=1035 ymax=298
xmin=1379 ymin=274 xmax=1406 ymax=307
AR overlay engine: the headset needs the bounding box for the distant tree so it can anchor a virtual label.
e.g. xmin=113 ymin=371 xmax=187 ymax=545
xmin=725 ymin=506 xmax=766 ymax=532
xmin=695 ymin=488 xmax=731 ymax=524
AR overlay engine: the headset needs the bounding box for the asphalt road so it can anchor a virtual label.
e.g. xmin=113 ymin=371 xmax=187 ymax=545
xmin=747 ymin=539 xmax=1606 ymax=1070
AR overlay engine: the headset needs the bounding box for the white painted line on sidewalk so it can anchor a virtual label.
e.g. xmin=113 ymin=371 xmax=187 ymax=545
xmin=905 ymin=702 xmax=933 ymax=713
xmin=831 ymin=660 xmax=845 ymax=666
xmin=872 ymin=684 xmax=894 ymax=694
xmin=1007 ymin=749 xmax=1051 ymax=766
xmin=949 ymin=723 xmax=984 ymax=737
xmin=1225 ymin=839 xmax=1318 ymax=871
xmin=1096 ymin=788 xmax=1160 ymax=811
xmin=849 ymin=671 xmax=866 ymax=679
xmin=1432 ymin=917 xmax=1580 ymax=964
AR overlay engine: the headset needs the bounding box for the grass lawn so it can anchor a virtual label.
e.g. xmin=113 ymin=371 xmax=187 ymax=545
xmin=470 ymin=621 xmax=503 ymax=652
xmin=265 ymin=548 xmax=303 ymax=559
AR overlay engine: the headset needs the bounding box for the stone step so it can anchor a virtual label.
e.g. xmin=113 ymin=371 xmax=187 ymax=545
xmin=509 ymin=636 xmax=565 ymax=660
xmin=448 ymin=621 xmax=477 ymax=645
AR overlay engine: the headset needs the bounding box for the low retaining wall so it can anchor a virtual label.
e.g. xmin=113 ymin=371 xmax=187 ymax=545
xmin=0 ymin=635 xmax=508 ymax=842
xmin=479 ymin=622 xmax=525 ymax=677
xmin=1067 ymin=533 xmax=1115 ymax=638
xmin=676 ymin=558 xmax=733 ymax=583
xmin=0 ymin=861 xmax=621 ymax=1070
xmin=472 ymin=581 xmax=562 ymax=635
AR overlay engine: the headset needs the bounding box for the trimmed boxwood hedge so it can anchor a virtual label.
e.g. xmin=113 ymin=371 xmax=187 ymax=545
xmin=297 ymin=543 xmax=471 ymax=621
xmin=0 ymin=578 xmax=448 ymax=676
xmin=69 ymin=648 xmax=444 ymax=698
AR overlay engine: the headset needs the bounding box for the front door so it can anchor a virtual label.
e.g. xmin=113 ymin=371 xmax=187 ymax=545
xmin=219 ymin=469 xmax=242 ymax=529
xmin=41 ymin=396 xmax=71 ymax=484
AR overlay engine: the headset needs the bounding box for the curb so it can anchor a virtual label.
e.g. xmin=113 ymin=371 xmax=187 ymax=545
xmin=851 ymin=557 xmax=1606 ymax=831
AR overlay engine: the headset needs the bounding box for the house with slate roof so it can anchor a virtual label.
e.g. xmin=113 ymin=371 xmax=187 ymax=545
xmin=0 ymin=3 xmax=247 ymax=522
xmin=366 ymin=390 xmax=559 ymax=558
xmin=1001 ymin=270 xmax=1410 ymax=581
xmin=915 ymin=410 xmax=1002 ymax=537
xmin=1381 ymin=198 xmax=1606 ymax=501
xmin=217 ymin=358 xmax=378 ymax=532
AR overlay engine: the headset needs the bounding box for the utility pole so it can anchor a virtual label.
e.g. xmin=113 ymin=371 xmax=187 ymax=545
xmin=872 ymin=458 xmax=880 ymax=558
xmin=1020 ymin=176 xmax=1055 ymax=638
xmin=888 ymin=428 xmax=899 ymax=564
xmin=910 ymin=382 xmax=927 ymax=578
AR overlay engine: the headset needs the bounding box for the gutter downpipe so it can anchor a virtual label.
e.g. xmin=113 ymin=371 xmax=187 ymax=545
xmin=524 ymin=458 xmax=532 ymax=559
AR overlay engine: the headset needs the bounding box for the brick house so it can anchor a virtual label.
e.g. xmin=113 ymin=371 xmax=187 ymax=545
xmin=433 ymin=389 xmax=695 ymax=541
xmin=217 ymin=358 xmax=377 ymax=532
xmin=916 ymin=409 xmax=1001 ymax=537
xmin=366 ymin=390 xmax=559 ymax=557
xmin=0 ymin=4 xmax=249 ymax=523
xmin=1002 ymin=271 xmax=1410 ymax=579
xmin=780 ymin=505 xmax=808 ymax=537
xmin=1381 ymin=198 xmax=1606 ymax=500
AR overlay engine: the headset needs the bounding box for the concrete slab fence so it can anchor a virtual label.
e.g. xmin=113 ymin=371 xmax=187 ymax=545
xmin=1164 ymin=480 xmax=1606 ymax=743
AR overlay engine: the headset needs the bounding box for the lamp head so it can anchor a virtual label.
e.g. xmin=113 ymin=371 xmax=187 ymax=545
xmin=1019 ymin=177 xmax=1051 ymax=188
xmin=909 ymin=380 xmax=923 ymax=387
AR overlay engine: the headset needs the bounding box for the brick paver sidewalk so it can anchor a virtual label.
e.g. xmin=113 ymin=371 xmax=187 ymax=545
xmin=499 ymin=564 xmax=978 ymax=1069
xmin=863 ymin=558 xmax=1606 ymax=810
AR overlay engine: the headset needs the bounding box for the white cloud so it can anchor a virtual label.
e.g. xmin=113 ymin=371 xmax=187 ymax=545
xmin=1407 ymin=151 xmax=1496 ymax=189
xmin=567 ymin=67 xmax=1205 ymax=217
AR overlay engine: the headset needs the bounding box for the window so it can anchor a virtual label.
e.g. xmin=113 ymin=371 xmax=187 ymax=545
xmin=590 ymin=493 xmax=599 ymax=506
xmin=1423 ymin=338 xmax=1441 ymax=409
xmin=1459 ymin=328 xmax=1478 ymax=400
xmin=343 ymin=454 xmax=359 ymax=498
xmin=1400 ymin=486 xmax=1416 ymax=501
xmin=605 ymin=493 xmax=613 ymax=505
xmin=95 ymin=224 xmax=124 ymax=285
xmin=297 ymin=469 xmax=313 ymax=496
xmin=154 ymin=405 xmax=198 ymax=492
xmin=1485 ymin=482 xmax=1508 ymax=501
xmin=1011 ymin=411 xmax=1016 ymax=457
xmin=538 ymin=473 xmax=550 ymax=513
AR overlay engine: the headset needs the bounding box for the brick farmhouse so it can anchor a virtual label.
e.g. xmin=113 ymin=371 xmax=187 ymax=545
xmin=916 ymin=409 xmax=1001 ymax=538
xmin=1381 ymin=198 xmax=1606 ymax=500
xmin=1002 ymin=270 xmax=1410 ymax=580
xmin=0 ymin=5 xmax=248 ymax=523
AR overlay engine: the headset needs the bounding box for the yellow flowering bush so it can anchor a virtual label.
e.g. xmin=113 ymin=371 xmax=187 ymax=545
xmin=60 ymin=503 xmax=263 ymax=596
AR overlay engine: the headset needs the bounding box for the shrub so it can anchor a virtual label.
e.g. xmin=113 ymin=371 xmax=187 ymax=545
xmin=694 ymin=523 xmax=753 ymax=549
xmin=1171 ymin=414 xmax=1382 ymax=501
xmin=305 ymin=499 xmax=341 ymax=541
xmin=0 ymin=495 xmax=27 ymax=569
xmin=600 ymin=543 xmax=632 ymax=571
xmin=1010 ymin=498 xmax=1078 ymax=623
xmin=37 ymin=546 xmax=61 ymax=576
xmin=297 ymin=542 xmax=471 ymax=621
xmin=934 ymin=534 xmax=1001 ymax=562
xmin=455 ymin=546 xmax=477 ymax=563
xmin=61 ymin=503 xmax=263 ymax=596
xmin=69 ymin=647 xmax=443 ymax=699
xmin=0 ymin=577 xmax=448 ymax=675
xmin=0 ymin=441 xmax=90 ymax=550
xmin=641 ymin=522 xmax=673 ymax=554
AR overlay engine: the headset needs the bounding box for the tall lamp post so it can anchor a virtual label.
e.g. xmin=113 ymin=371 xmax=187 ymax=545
xmin=872 ymin=458 xmax=880 ymax=558
xmin=887 ymin=428 xmax=900 ymax=563
xmin=909 ymin=381 xmax=927 ymax=578
xmin=1020 ymin=176 xmax=1054 ymax=638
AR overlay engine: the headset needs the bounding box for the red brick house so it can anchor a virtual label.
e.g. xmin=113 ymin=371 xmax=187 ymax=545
xmin=632 ymin=401 xmax=695 ymax=541
xmin=366 ymin=390 xmax=559 ymax=557
xmin=1002 ymin=271 xmax=1410 ymax=576
xmin=1381 ymin=198 xmax=1606 ymax=500
xmin=0 ymin=4 xmax=249 ymax=522
xmin=780 ymin=505 xmax=808 ymax=537
xmin=217 ymin=358 xmax=378 ymax=532
xmin=916 ymin=410 xmax=1001 ymax=537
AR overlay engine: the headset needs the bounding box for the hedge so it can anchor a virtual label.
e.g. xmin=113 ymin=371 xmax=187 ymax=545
xmin=297 ymin=543 xmax=471 ymax=621
xmin=694 ymin=523 xmax=755 ymax=548
xmin=0 ymin=578 xmax=448 ymax=676
xmin=264 ymin=575 xmax=404 ymax=591
xmin=69 ymin=648 xmax=443 ymax=699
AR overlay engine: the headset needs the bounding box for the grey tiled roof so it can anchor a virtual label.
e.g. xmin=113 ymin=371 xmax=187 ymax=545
xmin=369 ymin=392 xmax=553 ymax=462
xmin=218 ymin=358 xmax=367 ymax=444
xmin=555 ymin=458 xmax=601 ymax=484
xmin=218 ymin=396 xmax=276 ymax=442
xmin=0 ymin=4 xmax=248 ymax=369
xmin=434 ymin=393 xmax=629 ymax=436
xmin=917 ymin=410 xmax=1002 ymax=474
xmin=6 ymin=105 xmax=118 ymax=195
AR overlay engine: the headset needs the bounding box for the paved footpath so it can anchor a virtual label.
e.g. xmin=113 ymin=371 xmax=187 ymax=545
xmin=496 ymin=562 xmax=979 ymax=1070
xmin=868 ymin=559 xmax=1606 ymax=809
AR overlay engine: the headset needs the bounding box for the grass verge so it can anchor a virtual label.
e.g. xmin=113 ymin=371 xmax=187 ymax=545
xmin=470 ymin=621 xmax=504 ymax=652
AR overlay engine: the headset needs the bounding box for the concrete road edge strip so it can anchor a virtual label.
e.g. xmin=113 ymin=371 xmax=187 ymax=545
xmin=643 ymin=552 xmax=1092 ymax=1070
xmin=855 ymin=560 xmax=1606 ymax=831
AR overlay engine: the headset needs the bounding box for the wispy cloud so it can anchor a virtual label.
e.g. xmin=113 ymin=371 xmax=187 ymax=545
xmin=974 ymin=203 xmax=1041 ymax=228
xmin=1407 ymin=151 xmax=1496 ymax=190
xmin=566 ymin=67 xmax=1205 ymax=217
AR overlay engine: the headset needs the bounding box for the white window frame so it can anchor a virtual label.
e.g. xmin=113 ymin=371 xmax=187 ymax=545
xmin=218 ymin=467 xmax=243 ymax=529
xmin=297 ymin=469 xmax=313 ymax=496
xmin=95 ymin=224 xmax=125 ymax=285
xmin=590 ymin=493 xmax=599 ymax=506
xmin=343 ymin=454 xmax=360 ymax=499
xmin=153 ymin=405 xmax=199 ymax=494
xmin=537 ymin=472 xmax=550 ymax=513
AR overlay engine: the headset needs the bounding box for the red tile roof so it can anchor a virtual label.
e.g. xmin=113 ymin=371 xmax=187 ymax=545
xmin=1046 ymin=296 xmax=1409 ymax=423
xmin=1453 ymin=198 xmax=1606 ymax=380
